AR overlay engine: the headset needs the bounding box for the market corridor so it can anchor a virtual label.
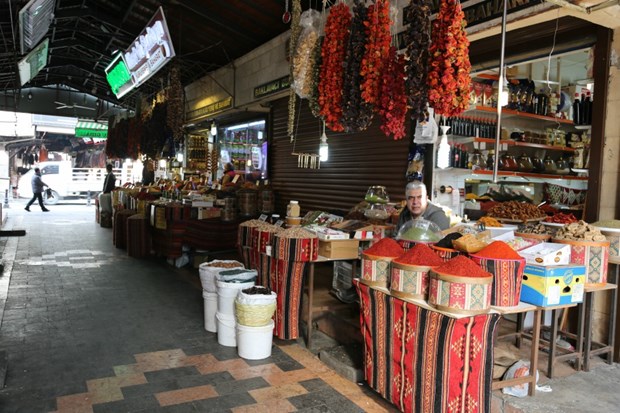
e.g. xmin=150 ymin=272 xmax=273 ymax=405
xmin=0 ymin=203 xmax=393 ymax=413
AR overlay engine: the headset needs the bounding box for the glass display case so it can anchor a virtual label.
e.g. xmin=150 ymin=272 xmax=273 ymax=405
xmin=218 ymin=119 xmax=268 ymax=182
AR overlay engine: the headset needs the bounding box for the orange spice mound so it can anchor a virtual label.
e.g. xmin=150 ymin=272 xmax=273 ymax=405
xmin=474 ymin=241 xmax=522 ymax=260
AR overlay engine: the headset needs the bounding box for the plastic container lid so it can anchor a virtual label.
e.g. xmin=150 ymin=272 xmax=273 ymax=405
xmin=290 ymin=200 xmax=298 ymax=204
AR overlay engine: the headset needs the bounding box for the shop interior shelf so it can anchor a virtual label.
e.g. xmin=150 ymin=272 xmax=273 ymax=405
xmin=466 ymin=105 xmax=575 ymax=125
xmin=469 ymin=169 xmax=589 ymax=181
xmin=473 ymin=138 xmax=577 ymax=152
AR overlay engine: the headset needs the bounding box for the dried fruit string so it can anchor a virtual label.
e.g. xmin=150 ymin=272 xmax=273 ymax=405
xmin=405 ymin=0 xmax=431 ymax=123
xmin=287 ymin=0 xmax=302 ymax=139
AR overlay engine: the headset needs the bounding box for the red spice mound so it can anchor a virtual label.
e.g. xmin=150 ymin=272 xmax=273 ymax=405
xmin=363 ymin=237 xmax=404 ymax=258
xmin=435 ymin=255 xmax=491 ymax=278
xmin=474 ymin=241 xmax=522 ymax=260
xmin=394 ymin=243 xmax=444 ymax=267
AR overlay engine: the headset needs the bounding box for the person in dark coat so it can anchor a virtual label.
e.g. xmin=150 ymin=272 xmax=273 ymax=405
xmin=102 ymin=164 xmax=116 ymax=193
xmin=25 ymin=167 xmax=50 ymax=212
xmin=396 ymin=181 xmax=450 ymax=231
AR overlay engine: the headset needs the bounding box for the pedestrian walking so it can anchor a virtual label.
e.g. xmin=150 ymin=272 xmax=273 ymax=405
xmin=25 ymin=167 xmax=50 ymax=212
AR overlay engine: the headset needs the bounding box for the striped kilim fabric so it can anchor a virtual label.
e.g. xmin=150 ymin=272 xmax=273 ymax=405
xmin=355 ymin=280 xmax=499 ymax=413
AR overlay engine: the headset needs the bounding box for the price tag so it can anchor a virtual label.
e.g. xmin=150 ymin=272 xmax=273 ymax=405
xmin=259 ymin=214 xmax=269 ymax=221
xmin=265 ymin=246 xmax=272 ymax=256
xmin=479 ymin=142 xmax=486 ymax=150
xmin=274 ymin=220 xmax=284 ymax=227
xmin=232 ymin=174 xmax=240 ymax=184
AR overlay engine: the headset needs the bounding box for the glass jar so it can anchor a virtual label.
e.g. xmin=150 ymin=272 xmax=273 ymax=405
xmin=517 ymin=153 xmax=534 ymax=172
xmin=486 ymin=150 xmax=496 ymax=170
xmin=470 ymin=149 xmax=485 ymax=170
xmin=287 ymin=200 xmax=300 ymax=217
xmin=365 ymin=186 xmax=389 ymax=204
xmin=532 ymin=156 xmax=545 ymax=172
xmin=543 ymin=156 xmax=557 ymax=174
xmin=501 ymin=153 xmax=518 ymax=171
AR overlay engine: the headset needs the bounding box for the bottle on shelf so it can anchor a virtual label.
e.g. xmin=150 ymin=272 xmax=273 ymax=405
xmin=583 ymin=90 xmax=592 ymax=125
xmin=572 ymin=93 xmax=581 ymax=125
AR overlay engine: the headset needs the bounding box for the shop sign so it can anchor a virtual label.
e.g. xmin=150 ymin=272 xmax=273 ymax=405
xmin=404 ymin=0 xmax=543 ymax=29
xmin=75 ymin=120 xmax=108 ymax=139
xmin=187 ymin=96 xmax=233 ymax=120
xmin=254 ymin=76 xmax=290 ymax=99
xmin=104 ymin=7 xmax=176 ymax=99
xmin=18 ymin=38 xmax=49 ymax=86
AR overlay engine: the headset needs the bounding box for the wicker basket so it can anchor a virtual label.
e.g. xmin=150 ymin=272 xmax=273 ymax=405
xmin=361 ymin=253 xmax=394 ymax=288
xmin=234 ymin=301 xmax=276 ymax=327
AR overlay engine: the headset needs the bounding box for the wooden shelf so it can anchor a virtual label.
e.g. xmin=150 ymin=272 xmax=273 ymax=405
xmin=467 ymin=106 xmax=575 ymax=125
xmin=473 ymin=138 xmax=576 ymax=152
xmin=470 ymin=170 xmax=588 ymax=181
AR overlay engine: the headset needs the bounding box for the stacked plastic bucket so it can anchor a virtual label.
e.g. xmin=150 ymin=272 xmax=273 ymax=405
xmin=215 ymin=269 xmax=257 ymax=347
xmin=198 ymin=260 xmax=244 ymax=332
xmin=234 ymin=286 xmax=277 ymax=360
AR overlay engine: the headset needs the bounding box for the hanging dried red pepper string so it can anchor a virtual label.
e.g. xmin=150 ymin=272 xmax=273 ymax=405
xmin=360 ymin=0 xmax=391 ymax=107
xmin=427 ymin=0 xmax=471 ymax=117
xmin=435 ymin=255 xmax=491 ymax=277
xmin=318 ymin=2 xmax=352 ymax=132
xmin=377 ymin=46 xmax=408 ymax=140
xmin=394 ymin=243 xmax=444 ymax=266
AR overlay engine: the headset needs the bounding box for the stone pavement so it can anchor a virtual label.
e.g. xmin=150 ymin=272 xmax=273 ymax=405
xmin=0 ymin=202 xmax=395 ymax=413
xmin=0 ymin=200 xmax=619 ymax=413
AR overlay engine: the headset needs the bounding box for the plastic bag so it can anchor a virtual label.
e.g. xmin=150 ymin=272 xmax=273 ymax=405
xmin=413 ymin=107 xmax=438 ymax=144
xmin=292 ymin=9 xmax=322 ymax=98
xmin=501 ymin=360 xmax=538 ymax=398
xmin=406 ymin=145 xmax=425 ymax=182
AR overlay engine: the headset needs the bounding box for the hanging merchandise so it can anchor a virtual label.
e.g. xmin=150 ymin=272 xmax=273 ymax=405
xmin=292 ymin=10 xmax=321 ymax=99
xmin=318 ymin=1 xmax=352 ymax=132
xmin=413 ymin=107 xmax=438 ymax=144
xmin=341 ymin=0 xmax=374 ymax=132
xmin=287 ymin=0 xmax=302 ymax=138
xmin=307 ymin=36 xmax=323 ymax=118
xmin=405 ymin=0 xmax=431 ymax=123
xmin=427 ymin=0 xmax=472 ymax=117
xmin=360 ymin=0 xmax=391 ymax=107
xmin=406 ymin=144 xmax=426 ymax=182
xmin=377 ymin=46 xmax=408 ymax=140
xmin=165 ymin=65 xmax=184 ymax=143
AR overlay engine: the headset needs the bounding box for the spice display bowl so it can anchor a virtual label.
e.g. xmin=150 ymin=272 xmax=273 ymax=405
xmin=469 ymin=254 xmax=526 ymax=307
xmin=551 ymin=238 xmax=610 ymax=286
xmin=430 ymin=245 xmax=462 ymax=262
xmin=428 ymin=270 xmax=493 ymax=315
xmin=514 ymin=232 xmax=552 ymax=242
xmin=390 ymin=263 xmax=434 ymax=300
xmin=361 ymin=253 xmax=395 ymax=289
xmin=590 ymin=226 xmax=620 ymax=262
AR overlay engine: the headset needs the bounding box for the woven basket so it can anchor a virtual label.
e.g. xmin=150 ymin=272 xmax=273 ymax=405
xmin=234 ymin=301 xmax=276 ymax=327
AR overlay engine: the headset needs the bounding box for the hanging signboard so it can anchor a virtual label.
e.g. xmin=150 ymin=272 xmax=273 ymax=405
xmin=105 ymin=6 xmax=176 ymax=99
xmin=253 ymin=75 xmax=290 ymax=99
xmin=75 ymin=120 xmax=108 ymax=139
xmin=404 ymin=0 xmax=544 ymax=30
xmin=18 ymin=38 xmax=49 ymax=86
xmin=186 ymin=96 xmax=233 ymax=121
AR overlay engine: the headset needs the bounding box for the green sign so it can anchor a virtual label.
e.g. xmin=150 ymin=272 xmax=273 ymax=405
xmin=75 ymin=121 xmax=108 ymax=139
xmin=105 ymin=53 xmax=133 ymax=97
xmin=254 ymin=76 xmax=290 ymax=99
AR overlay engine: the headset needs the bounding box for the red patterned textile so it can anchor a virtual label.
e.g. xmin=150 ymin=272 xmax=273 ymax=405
xmin=469 ymin=256 xmax=525 ymax=307
xmin=257 ymin=253 xmax=274 ymax=289
xmin=271 ymin=258 xmax=307 ymax=340
xmin=355 ymin=280 xmax=499 ymax=413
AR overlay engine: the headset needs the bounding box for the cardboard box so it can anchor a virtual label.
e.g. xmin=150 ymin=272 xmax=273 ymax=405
xmin=198 ymin=207 xmax=221 ymax=220
xmin=521 ymin=264 xmax=586 ymax=306
xmin=306 ymin=225 xmax=350 ymax=240
xmin=318 ymin=239 xmax=360 ymax=259
xmin=519 ymin=243 xmax=571 ymax=266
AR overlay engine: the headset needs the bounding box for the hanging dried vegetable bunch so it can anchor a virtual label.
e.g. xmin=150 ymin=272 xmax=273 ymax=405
xmin=292 ymin=9 xmax=321 ymax=99
xmin=287 ymin=0 xmax=302 ymax=138
xmin=427 ymin=0 xmax=472 ymax=117
xmin=360 ymin=0 xmax=391 ymax=106
xmin=341 ymin=0 xmax=374 ymax=132
xmin=404 ymin=0 xmax=431 ymax=123
xmin=318 ymin=1 xmax=352 ymax=132
xmin=126 ymin=117 xmax=142 ymax=159
xmin=307 ymin=36 xmax=323 ymax=118
xmin=165 ymin=65 xmax=184 ymax=144
xmin=377 ymin=46 xmax=408 ymax=140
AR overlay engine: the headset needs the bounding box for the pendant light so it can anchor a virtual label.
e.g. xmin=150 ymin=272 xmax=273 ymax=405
xmin=210 ymin=122 xmax=217 ymax=136
xmin=437 ymin=124 xmax=451 ymax=169
xmin=319 ymin=121 xmax=328 ymax=162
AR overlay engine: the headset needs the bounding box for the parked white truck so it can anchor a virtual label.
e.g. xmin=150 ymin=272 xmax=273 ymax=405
xmin=18 ymin=161 xmax=135 ymax=204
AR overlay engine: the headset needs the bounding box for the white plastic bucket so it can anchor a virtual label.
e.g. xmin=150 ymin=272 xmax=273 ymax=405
xmin=216 ymin=280 xmax=255 ymax=316
xmin=236 ymin=320 xmax=274 ymax=360
xmin=203 ymin=290 xmax=218 ymax=333
xmin=199 ymin=260 xmax=244 ymax=292
xmin=216 ymin=312 xmax=237 ymax=347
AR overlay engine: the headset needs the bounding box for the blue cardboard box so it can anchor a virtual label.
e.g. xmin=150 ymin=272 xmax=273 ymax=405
xmin=521 ymin=264 xmax=586 ymax=307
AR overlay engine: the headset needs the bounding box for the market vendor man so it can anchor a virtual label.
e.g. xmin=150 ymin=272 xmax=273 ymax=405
xmin=396 ymin=181 xmax=450 ymax=231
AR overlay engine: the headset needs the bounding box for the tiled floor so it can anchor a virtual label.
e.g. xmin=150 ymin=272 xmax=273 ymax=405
xmin=0 ymin=203 xmax=396 ymax=413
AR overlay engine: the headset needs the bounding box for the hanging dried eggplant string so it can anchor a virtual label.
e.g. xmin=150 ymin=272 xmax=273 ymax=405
xmin=287 ymin=0 xmax=302 ymax=140
xmin=307 ymin=1 xmax=327 ymax=118
xmin=341 ymin=0 xmax=373 ymax=132
xmin=404 ymin=0 xmax=431 ymax=123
